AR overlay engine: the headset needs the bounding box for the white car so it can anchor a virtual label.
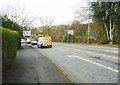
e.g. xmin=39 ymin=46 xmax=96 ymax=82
xmin=31 ymin=40 xmax=37 ymax=45
xmin=26 ymin=39 xmax=31 ymax=44
xmin=21 ymin=39 xmax=26 ymax=44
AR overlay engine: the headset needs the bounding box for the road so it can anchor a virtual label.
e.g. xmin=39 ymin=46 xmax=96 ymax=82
xmin=32 ymin=42 xmax=119 ymax=83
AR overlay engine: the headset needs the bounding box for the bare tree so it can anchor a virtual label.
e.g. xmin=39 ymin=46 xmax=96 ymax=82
xmin=74 ymin=2 xmax=93 ymax=44
xmin=0 ymin=5 xmax=35 ymax=29
xmin=39 ymin=17 xmax=54 ymax=35
xmin=40 ymin=17 xmax=54 ymax=27
xmin=74 ymin=7 xmax=89 ymax=22
xmin=74 ymin=2 xmax=92 ymax=23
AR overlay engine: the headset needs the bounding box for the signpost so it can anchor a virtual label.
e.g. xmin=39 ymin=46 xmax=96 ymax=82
xmin=68 ymin=30 xmax=74 ymax=35
xmin=67 ymin=30 xmax=74 ymax=42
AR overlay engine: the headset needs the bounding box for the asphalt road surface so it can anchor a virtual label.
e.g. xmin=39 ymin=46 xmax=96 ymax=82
xmin=32 ymin=42 xmax=119 ymax=83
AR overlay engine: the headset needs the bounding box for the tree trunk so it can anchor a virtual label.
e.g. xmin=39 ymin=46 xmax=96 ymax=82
xmin=109 ymin=17 xmax=113 ymax=44
xmin=104 ymin=23 xmax=110 ymax=41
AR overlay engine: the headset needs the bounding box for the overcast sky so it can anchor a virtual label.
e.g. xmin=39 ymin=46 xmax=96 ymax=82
xmin=0 ymin=0 xmax=89 ymax=27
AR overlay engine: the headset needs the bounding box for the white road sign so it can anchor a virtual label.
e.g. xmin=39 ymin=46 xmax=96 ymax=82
xmin=68 ymin=30 xmax=74 ymax=34
xmin=23 ymin=31 xmax=31 ymax=37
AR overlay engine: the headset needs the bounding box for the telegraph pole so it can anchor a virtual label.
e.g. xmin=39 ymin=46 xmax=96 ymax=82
xmin=87 ymin=4 xmax=90 ymax=44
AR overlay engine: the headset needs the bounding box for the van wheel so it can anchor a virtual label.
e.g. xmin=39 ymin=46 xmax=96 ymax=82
xmin=41 ymin=44 xmax=43 ymax=48
xmin=49 ymin=45 xmax=52 ymax=48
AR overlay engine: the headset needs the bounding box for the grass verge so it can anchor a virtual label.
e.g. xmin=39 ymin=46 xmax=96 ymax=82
xmin=52 ymin=63 xmax=74 ymax=83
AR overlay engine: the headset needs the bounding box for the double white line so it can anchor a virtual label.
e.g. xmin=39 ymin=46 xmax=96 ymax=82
xmin=67 ymin=55 xmax=118 ymax=73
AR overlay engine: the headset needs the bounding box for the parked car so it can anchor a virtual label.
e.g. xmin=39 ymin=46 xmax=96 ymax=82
xmin=31 ymin=40 xmax=37 ymax=45
xmin=21 ymin=39 xmax=26 ymax=44
xmin=26 ymin=39 xmax=31 ymax=44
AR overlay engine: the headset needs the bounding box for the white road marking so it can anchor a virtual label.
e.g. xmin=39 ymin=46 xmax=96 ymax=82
xmin=67 ymin=55 xmax=118 ymax=73
xmin=62 ymin=46 xmax=119 ymax=60
xmin=67 ymin=55 xmax=73 ymax=58
xmin=98 ymin=54 xmax=119 ymax=59
xmin=87 ymin=51 xmax=119 ymax=60
xmin=105 ymin=50 xmax=118 ymax=53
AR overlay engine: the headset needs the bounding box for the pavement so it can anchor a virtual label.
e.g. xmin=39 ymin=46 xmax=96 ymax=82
xmin=4 ymin=44 xmax=72 ymax=83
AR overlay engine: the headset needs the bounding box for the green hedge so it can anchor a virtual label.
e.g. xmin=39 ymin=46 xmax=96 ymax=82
xmin=1 ymin=27 xmax=19 ymax=78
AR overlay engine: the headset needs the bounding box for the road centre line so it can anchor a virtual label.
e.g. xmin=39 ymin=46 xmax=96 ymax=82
xmin=67 ymin=55 xmax=118 ymax=73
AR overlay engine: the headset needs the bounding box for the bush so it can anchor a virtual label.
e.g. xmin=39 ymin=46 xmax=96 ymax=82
xmin=74 ymin=36 xmax=87 ymax=43
xmin=1 ymin=27 xmax=19 ymax=80
xmin=97 ymin=37 xmax=109 ymax=44
xmin=1 ymin=16 xmax=22 ymax=49
xmin=89 ymin=37 xmax=97 ymax=43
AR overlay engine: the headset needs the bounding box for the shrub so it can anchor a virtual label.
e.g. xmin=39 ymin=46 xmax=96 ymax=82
xmin=1 ymin=16 xmax=22 ymax=49
xmin=97 ymin=37 xmax=109 ymax=44
xmin=1 ymin=27 xmax=19 ymax=80
xmin=89 ymin=37 xmax=97 ymax=43
xmin=74 ymin=36 xmax=88 ymax=43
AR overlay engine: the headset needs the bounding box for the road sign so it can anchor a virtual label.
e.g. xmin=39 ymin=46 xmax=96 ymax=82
xmin=68 ymin=30 xmax=74 ymax=35
xmin=23 ymin=31 xmax=31 ymax=37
